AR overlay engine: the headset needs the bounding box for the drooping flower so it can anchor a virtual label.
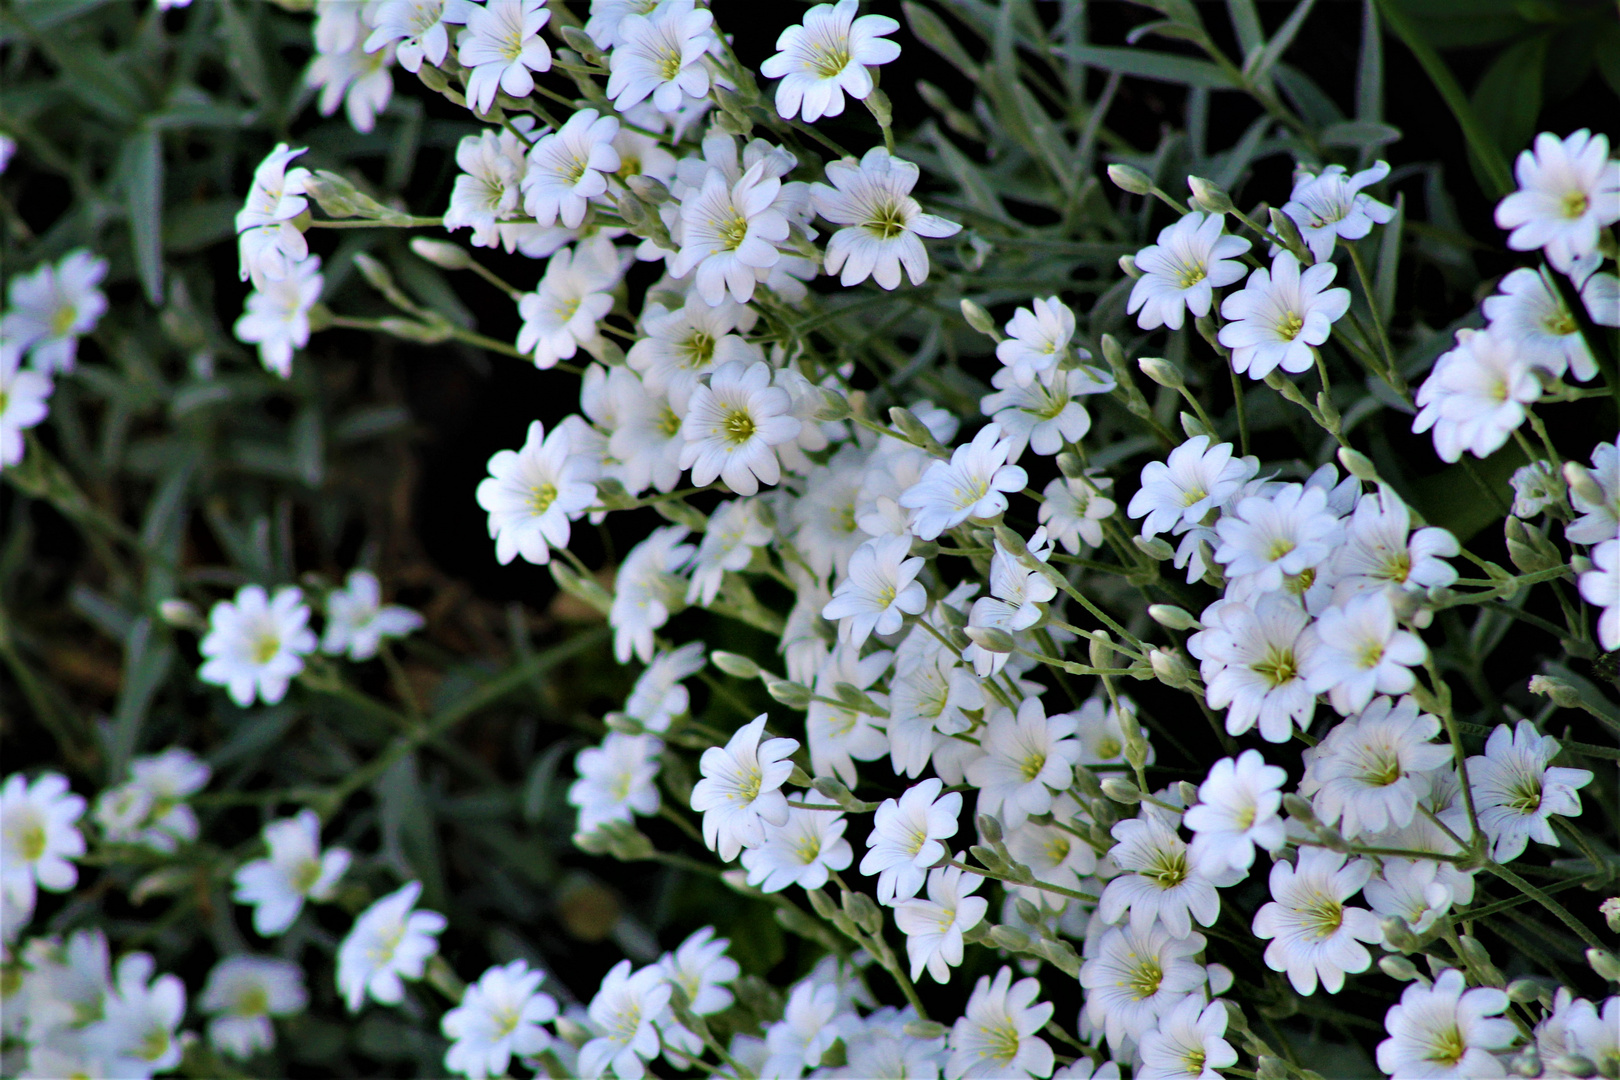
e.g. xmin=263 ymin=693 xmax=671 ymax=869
xmin=611 ymin=525 xmax=695 ymax=663
xmin=810 ymin=147 xmax=961 ymax=290
xmin=1127 ymin=211 xmax=1251 ymax=331
xmin=235 ymin=146 xmax=312 ymax=287
xmin=760 ymin=0 xmax=900 ymax=122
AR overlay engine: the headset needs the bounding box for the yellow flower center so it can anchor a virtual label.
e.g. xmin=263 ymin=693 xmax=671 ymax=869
xmin=252 ymin=632 xmax=282 ymax=665
xmin=1562 ymin=191 xmax=1590 ymax=219
xmin=1175 ymin=261 xmax=1208 ymax=289
xmin=793 ymin=832 xmax=823 ymax=866
xmin=1425 ymin=1024 xmax=1468 ymax=1066
xmin=1359 ymin=749 xmax=1402 ymax=788
xmin=235 ymin=985 xmax=270 ymax=1017
xmin=1357 ymin=639 xmax=1386 ymax=670
xmin=1267 ymin=537 xmax=1297 ymax=561
xmin=1302 ymin=893 xmax=1345 ymax=939
xmin=721 ymin=408 xmax=756 ymax=446
xmin=731 ymin=766 xmax=762 ymax=804
xmin=979 ymin=1018 xmax=1023 ymax=1064
xmin=656 ymin=45 xmax=683 ymax=81
xmin=1250 ymin=645 xmax=1298 ymax=689
xmin=657 ymin=405 xmax=683 ymax=438
xmin=1277 ymin=310 xmax=1305 ymax=340
xmin=530 ymin=482 xmax=558 ymax=515
xmin=1505 ymin=776 xmax=1543 ymax=815
xmin=291 ymin=857 xmax=323 ymax=894
xmin=682 ymin=330 xmax=716 ymax=367
xmin=809 ymin=41 xmax=852 ymax=79
xmin=50 ymin=304 xmax=78 ymax=338
xmin=13 ymin=817 xmax=46 ymax=862
xmin=715 ymin=212 xmax=750 ymax=251
xmin=1019 ymin=750 xmax=1047 ymax=783
xmin=138 ymin=1026 xmax=171 ymax=1062
xmin=1146 ymin=848 xmax=1189 ymax=889
xmin=862 ymin=201 xmax=907 ymax=240
xmin=1122 ymin=953 xmax=1164 ymax=1000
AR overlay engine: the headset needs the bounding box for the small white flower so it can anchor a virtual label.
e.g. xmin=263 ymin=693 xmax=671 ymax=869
xmin=764 ymin=980 xmax=854 ymax=1077
xmin=896 ymin=865 xmax=988 ymax=984
xmin=861 ymin=777 xmax=962 ymax=905
xmin=740 ymin=794 xmax=852 ymax=893
xmin=0 ymin=772 xmax=85 ymax=923
xmin=585 ymin=0 xmax=658 ymax=50
xmin=517 ymin=236 xmax=622 ymax=367
xmin=92 ymin=952 xmax=186 ymax=1076
xmin=568 ymin=732 xmax=663 ymax=834
xmin=822 ymin=534 xmax=927 ymax=646
xmin=336 ymin=880 xmax=447 ymax=1011
xmin=1376 ymin=968 xmax=1516 ymax=1080
xmin=442 ymin=959 xmax=559 ymax=1080
xmin=947 ymin=967 xmax=1054 ymax=1080
xmin=1301 ymin=695 xmax=1451 ymax=839
xmin=1363 ymin=857 xmax=1457 ymax=938
xmin=1127 ymin=211 xmax=1251 ymax=331
xmin=1302 ymin=590 xmax=1426 ymax=717
xmin=1495 ymin=129 xmax=1620 ymax=273
xmin=1039 ymin=473 xmax=1115 ymax=553
xmin=1100 ymin=808 xmax=1226 ymax=939
xmin=0 ymin=342 xmax=52 ymax=468
xmin=1128 ymin=435 xmax=1254 ymax=540
xmin=690 ymin=714 xmax=798 ymax=861
xmin=1566 ymin=441 xmax=1619 ymax=546
xmin=1467 ymin=719 xmax=1593 ymax=863
xmin=996 ymin=297 xmax=1077 ymax=387
xmin=306 ymin=37 xmax=395 ymax=134
xmin=475 ymin=419 xmax=597 ymax=566
xmin=1560 ymin=996 xmax=1620 ymax=1080
xmin=808 ymin=643 xmax=891 ymax=785
xmin=678 ymin=359 xmax=801 ymax=495
xmin=444 ymin=128 xmax=528 ymax=247
xmin=965 ymin=697 xmax=1082 ymax=830
xmin=364 ymin=0 xmax=462 ymax=73
xmin=1080 ymin=924 xmax=1208 ymax=1051
xmin=1218 ymin=250 xmax=1351 ymax=379
xmin=1509 ymin=460 xmax=1562 ymax=519
xmin=235 ymin=145 xmax=311 ymax=286
xmin=234 ymin=253 xmax=323 ymax=378
xmin=4 ymin=250 xmax=109 ymax=374
xmin=1580 ymin=538 xmax=1620 ymax=651
xmin=611 ymin=525 xmax=695 ymax=664
xmin=200 ymin=955 xmax=307 ymax=1061
xmin=1002 ymin=794 xmax=1097 ymax=910
xmin=1483 ymin=267 xmax=1597 ymax=382
xmin=198 ymin=584 xmax=318 ymax=707
xmin=981 ymin=364 xmax=1110 ymax=461
xmin=1190 ymin=595 xmax=1319 ymax=743
xmin=1330 ymin=486 xmax=1460 ymax=607
xmin=887 ymin=645 xmax=984 ymax=778
xmin=1136 ymin=996 xmax=1239 ymax=1080
xmin=811 ymin=146 xmax=961 ymax=290
xmin=1253 ymin=847 xmax=1381 ymax=995
xmin=579 ymin=959 xmax=671 ymax=1080
xmin=1185 ymin=749 xmax=1287 ymax=874
xmin=321 ymin=570 xmax=423 ymax=660
xmin=603 ymin=367 xmax=688 ymax=497
xmin=232 ymin=809 xmax=351 ymax=936
xmin=627 ymin=293 xmax=758 ymax=400
xmin=899 ymin=423 xmax=1029 ymax=541
xmin=1279 ymin=160 xmax=1395 ymax=262
xmin=686 ymin=496 xmax=773 ymax=606
xmin=1413 ymin=328 xmax=1541 ymax=463
xmin=624 ymin=641 xmax=705 ymax=732
xmin=658 ymin=925 xmax=739 ymax=1018
xmin=94 ymin=749 xmax=211 ymax=854
xmin=605 ymin=0 xmax=716 ymax=114
xmin=458 ymin=0 xmax=552 ymax=115
xmin=671 ymin=162 xmax=792 ymax=306
xmin=760 ymin=0 xmax=899 ymax=122
xmin=1214 ymin=482 xmax=1344 ymax=598
xmin=522 ymin=108 xmax=621 ymax=229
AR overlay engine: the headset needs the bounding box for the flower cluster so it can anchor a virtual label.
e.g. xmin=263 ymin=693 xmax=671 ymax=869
xmin=0 ymin=248 xmax=107 ymax=468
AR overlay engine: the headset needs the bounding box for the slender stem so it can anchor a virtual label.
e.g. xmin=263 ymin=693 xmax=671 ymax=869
xmin=1228 ymin=364 xmax=1250 ymax=458
xmin=1482 ymin=861 xmax=1607 ymax=953
xmin=947 ymin=859 xmax=1098 ymax=903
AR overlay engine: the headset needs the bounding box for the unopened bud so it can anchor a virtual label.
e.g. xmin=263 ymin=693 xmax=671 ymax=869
xmin=1379 ymin=955 xmax=1421 ymax=981
xmin=965 ymin=625 xmax=1017 ymax=654
xmin=1188 ymin=175 xmax=1234 ymax=214
xmin=1282 ymin=793 xmax=1318 ymax=824
xmin=960 ymin=298 xmax=998 ymax=337
xmin=1134 ymin=535 xmax=1174 ymax=561
xmin=1382 ymin=916 xmax=1420 ymax=954
xmin=977 ymin=814 xmax=1004 ymax=844
xmin=1118 ymin=253 xmax=1140 ymax=278
xmin=766 ymin=678 xmax=812 ymax=709
xmin=1177 ymin=781 xmax=1199 ymax=806
xmin=1602 ymin=896 xmax=1620 ymax=933
xmin=1586 ymin=947 xmax=1620 ymax=983
xmin=903 ymin=1020 xmax=949 ymax=1040
xmin=889 ymin=406 xmax=948 ymax=456
xmin=409 ymin=237 xmax=473 ymax=270
xmin=710 ymin=650 xmax=759 ymax=679
xmin=1138 ymin=356 xmax=1185 ymax=390
xmin=1089 ymin=630 xmax=1113 ymax=670
xmin=1337 ymin=447 xmax=1380 ymax=483
xmin=1107 ymin=163 xmax=1153 ymax=195
xmin=605 ymin=712 xmax=646 ymax=734
xmin=1148 ymin=604 xmax=1201 ymax=631
xmin=1506 ymin=977 xmax=1546 ymax=1004
xmin=1100 ymin=777 xmax=1141 ymax=804
xmin=841 ymin=888 xmax=884 ymax=936
xmin=1179 ymin=411 xmax=1214 ymax=440
xmin=990 ymin=925 xmax=1031 ymax=951
xmin=1508 ymin=1046 xmax=1542 ymax=1078
xmin=1055 ymin=451 xmax=1085 ymax=479
xmin=1564 ymin=461 xmax=1605 ymax=508
xmin=353 ymin=252 xmax=397 ymax=294
xmin=625 ymin=174 xmax=669 ymax=204
xmin=1552 ymin=1053 xmax=1598 ymax=1079
xmin=1504 ymin=517 xmax=1564 ymax=574
xmin=1269 ymin=207 xmax=1310 ymax=262
xmin=787 ymin=764 xmax=814 ymax=788
xmin=1149 ymin=647 xmax=1193 ymax=689
xmin=812 ymin=385 xmax=851 ymax=423
xmin=158 ymin=599 xmax=203 ymax=630
xmin=416 ymin=61 xmax=450 ymax=93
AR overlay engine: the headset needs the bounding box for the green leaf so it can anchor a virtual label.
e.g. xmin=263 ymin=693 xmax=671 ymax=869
xmin=1227 ymin=0 xmax=1265 ymax=57
xmin=1356 ymin=0 xmax=1383 ymax=122
xmin=1319 ymin=120 xmax=1403 ymax=149
xmin=922 ymin=121 xmax=1013 ymax=224
xmin=1470 ymin=33 xmax=1548 ymax=169
xmin=378 ymin=753 xmax=448 ymax=910
xmin=215 ymin=0 xmax=271 ymax=104
xmin=120 ymin=126 xmax=164 ymax=305
xmin=1058 ymin=43 xmax=1235 ymax=88
xmin=1273 ymin=64 xmax=1345 ymax=127
xmin=902 ymin=2 xmax=982 ymax=81
xmin=107 ymin=617 xmax=174 ymax=778
xmin=1246 ymin=0 xmax=1321 ymax=86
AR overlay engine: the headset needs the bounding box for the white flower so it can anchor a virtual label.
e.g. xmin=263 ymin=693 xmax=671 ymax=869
xmin=200 ymin=955 xmax=307 ymax=1061
xmin=1080 ymin=924 xmax=1207 ymax=1051
xmin=0 ymin=342 xmax=52 ymax=468
xmin=1127 ymin=211 xmax=1251 ymax=331
xmin=1039 ymin=473 xmax=1115 ymax=553
xmin=1214 ymin=482 xmax=1343 ymax=598
xmin=476 ymin=419 xmax=597 ymax=566
xmin=234 ymin=252 xmax=323 ymax=378
xmin=94 ymin=749 xmax=211 ymax=854
xmin=624 ymin=642 xmax=705 ymax=732
xmin=1561 ymin=996 xmax=1620 ymax=1080
xmin=603 ymin=367 xmax=688 ymax=497
xmin=741 ymin=794 xmax=852 ymax=893
xmin=1185 ymin=749 xmax=1287 ymax=875
xmin=580 ymin=960 xmax=671 ymax=1080
xmin=337 ymin=880 xmax=446 ymax=1011
xmin=517 ymin=236 xmax=622 ymax=367
xmin=808 ymin=643 xmax=891 ymax=785
xmin=321 ymin=570 xmax=423 ymax=660
xmin=444 ymin=128 xmax=528 ymax=246
xmin=0 ymin=134 xmax=13 ymax=174
xmin=1129 ymin=435 xmax=1254 ymax=540
xmin=627 ymin=293 xmax=758 ymax=400
xmin=947 ymin=967 xmax=1054 ymax=1080
xmin=232 ymin=809 xmax=351 ymax=936
xmin=965 ymin=698 xmax=1082 ymax=830
xmin=606 ymin=0 xmax=716 ymax=114
xmin=306 ymin=37 xmax=395 ymax=134
xmin=764 ymin=980 xmax=854 ymax=1077
xmin=1218 ymin=250 xmax=1351 ymax=379
xmin=1363 ymin=857 xmax=1457 ymax=938
xmin=1467 ymin=719 xmax=1593 ymax=863
xmin=198 ymin=584 xmax=318 ymax=707
xmin=679 ymin=359 xmax=801 ymax=495
xmin=1330 ymin=486 xmax=1460 ymax=606
xmin=235 ymin=145 xmax=311 ymax=286
xmin=811 ymin=146 xmax=961 ymax=290
xmin=1302 ymin=590 xmax=1426 ymax=717
xmin=1566 ymin=441 xmax=1619 ymax=546
xmin=686 ymin=496 xmax=773 ymax=606
xmin=981 ymin=364 xmax=1110 ymax=461
xmin=968 ymin=527 xmax=1057 ymax=638
xmin=760 ymin=0 xmax=899 ymax=122
xmin=1252 ymin=848 xmax=1381 ymax=995
xmin=92 ymin=952 xmax=186 ymax=1076
xmin=1137 ymin=996 xmax=1239 ymax=1080
xmin=1002 ymin=794 xmax=1097 ymax=910
xmin=1581 ymin=538 xmax=1620 ymax=651
xmin=0 ymin=772 xmax=85 ymax=922
xmin=658 ymin=925 xmax=739 ymax=1018
xmin=442 ymin=959 xmax=558 ymax=1080
xmin=900 ymin=423 xmax=1029 ymax=541
xmin=1099 ymin=809 xmax=1225 ymax=939
xmin=522 ymin=108 xmax=621 ymax=229
xmin=671 ymin=162 xmax=791 ymax=306
xmin=458 ymin=0 xmax=551 ymax=114
xmin=1413 ymin=328 xmax=1542 ymax=463
xmin=568 ymin=732 xmax=663 ymax=834
xmin=861 ymin=777 xmax=962 ymax=905
xmin=1495 ymin=129 xmax=1620 ymax=272
xmin=4 ymin=249 xmax=109 ymax=374
xmin=1300 ymin=695 xmax=1451 ymax=838
xmin=1510 ymin=460 xmax=1562 ymax=519
xmin=887 ymin=645 xmax=984 ymax=778
xmin=364 ymin=0 xmax=462 ymax=72
xmin=585 ymin=0 xmax=658 ymax=50
xmin=611 ymin=525 xmax=694 ymax=663
xmin=822 ymin=535 xmax=926 ymax=646
xmin=896 ymin=866 xmax=988 ymax=984
xmin=690 ymin=714 xmax=798 ymax=861
xmin=1483 ymin=267 xmax=1597 ymax=382
xmin=996 ymin=297 xmax=1077 ymax=387
xmin=1279 ymin=160 xmax=1396 ymax=262
xmin=1189 ymin=595 xmax=1318 ymax=743
xmin=1377 ymin=968 xmax=1515 ymax=1080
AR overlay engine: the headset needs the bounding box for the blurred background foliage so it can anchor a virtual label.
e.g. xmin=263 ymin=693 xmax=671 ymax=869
xmin=1 ymin=0 xmax=1614 ymax=1076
